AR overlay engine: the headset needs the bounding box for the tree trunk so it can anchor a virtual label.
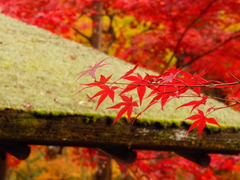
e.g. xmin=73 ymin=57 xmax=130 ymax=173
xmin=90 ymin=1 xmax=103 ymax=50
xmin=90 ymin=2 xmax=112 ymax=179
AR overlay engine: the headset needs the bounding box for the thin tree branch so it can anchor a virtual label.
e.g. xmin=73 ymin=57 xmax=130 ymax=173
xmin=161 ymin=0 xmax=217 ymax=73
xmin=179 ymin=95 xmax=237 ymax=103
xmin=103 ymin=14 xmax=116 ymax=53
xmin=73 ymin=27 xmax=91 ymax=42
xmin=182 ymin=32 xmax=240 ymax=67
xmin=95 ymin=80 xmax=240 ymax=88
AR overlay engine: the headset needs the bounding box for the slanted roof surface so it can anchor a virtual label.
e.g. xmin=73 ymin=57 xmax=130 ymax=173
xmin=0 ymin=14 xmax=240 ymax=154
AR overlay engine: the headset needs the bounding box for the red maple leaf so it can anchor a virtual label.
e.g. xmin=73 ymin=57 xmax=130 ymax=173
xmin=78 ymin=75 xmax=118 ymax=109
xmin=118 ymin=64 xmax=139 ymax=80
xmin=120 ymin=73 xmax=149 ymax=105
xmin=75 ymin=58 xmax=109 ymax=81
xmin=89 ymin=85 xmax=118 ymax=109
xmin=132 ymin=86 xmax=180 ymax=124
xmin=149 ymin=92 xmax=172 ymax=111
xmin=186 ymin=109 xmax=220 ymax=138
xmin=177 ymin=96 xmax=207 ymax=113
xmin=180 ymin=71 xmax=210 ymax=95
xmin=77 ymin=75 xmax=112 ymax=92
xmin=107 ymin=95 xmax=138 ymax=124
xmin=147 ymin=83 xmax=186 ymax=110
xmin=160 ymin=67 xmax=182 ymax=83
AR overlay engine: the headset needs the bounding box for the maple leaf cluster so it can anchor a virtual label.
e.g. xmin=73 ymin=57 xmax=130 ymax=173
xmin=76 ymin=59 xmax=240 ymax=137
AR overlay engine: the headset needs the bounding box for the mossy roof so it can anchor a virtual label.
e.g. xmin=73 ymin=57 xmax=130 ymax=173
xmin=0 ymin=14 xmax=240 ymax=153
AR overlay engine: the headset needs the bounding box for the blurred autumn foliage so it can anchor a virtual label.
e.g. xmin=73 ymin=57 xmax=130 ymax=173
xmin=6 ymin=147 xmax=240 ymax=180
xmin=6 ymin=146 xmax=98 ymax=179
xmin=1 ymin=0 xmax=240 ymax=179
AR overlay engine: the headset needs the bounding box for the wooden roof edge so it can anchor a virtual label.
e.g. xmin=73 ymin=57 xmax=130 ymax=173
xmin=0 ymin=108 xmax=240 ymax=155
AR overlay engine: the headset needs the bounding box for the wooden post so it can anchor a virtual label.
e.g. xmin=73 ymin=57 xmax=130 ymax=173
xmin=0 ymin=151 xmax=6 ymax=180
xmin=94 ymin=154 xmax=112 ymax=180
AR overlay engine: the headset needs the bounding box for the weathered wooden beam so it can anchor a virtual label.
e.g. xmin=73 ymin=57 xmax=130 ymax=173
xmin=0 ymin=109 xmax=239 ymax=155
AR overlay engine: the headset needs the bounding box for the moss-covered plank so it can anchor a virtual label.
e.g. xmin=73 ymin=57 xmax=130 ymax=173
xmin=0 ymin=109 xmax=239 ymax=154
